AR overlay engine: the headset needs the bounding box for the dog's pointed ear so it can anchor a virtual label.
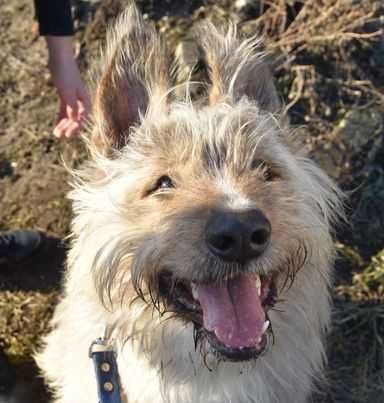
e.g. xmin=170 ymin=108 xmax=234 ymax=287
xmin=91 ymin=5 xmax=171 ymax=155
xmin=195 ymin=24 xmax=281 ymax=113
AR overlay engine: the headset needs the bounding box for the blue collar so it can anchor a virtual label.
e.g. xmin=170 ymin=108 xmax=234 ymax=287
xmin=89 ymin=337 xmax=123 ymax=403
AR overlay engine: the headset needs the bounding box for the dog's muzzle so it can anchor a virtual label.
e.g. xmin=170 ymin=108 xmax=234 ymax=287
xmin=158 ymin=270 xmax=277 ymax=362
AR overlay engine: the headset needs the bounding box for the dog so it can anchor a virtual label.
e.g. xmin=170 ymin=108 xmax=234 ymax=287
xmin=36 ymin=4 xmax=344 ymax=403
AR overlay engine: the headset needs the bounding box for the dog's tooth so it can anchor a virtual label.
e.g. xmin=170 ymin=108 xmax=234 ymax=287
xmin=262 ymin=320 xmax=270 ymax=335
xmin=191 ymin=283 xmax=198 ymax=300
xmin=255 ymin=275 xmax=261 ymax=296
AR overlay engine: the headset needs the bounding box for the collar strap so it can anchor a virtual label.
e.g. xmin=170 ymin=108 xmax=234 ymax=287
xmin=89 ymin=338 xmax=122 ymax=403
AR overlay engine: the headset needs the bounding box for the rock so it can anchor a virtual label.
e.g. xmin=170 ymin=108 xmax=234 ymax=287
xmin=312 ymin=142 xmax=344 ymax=180
xmin=335 ymin=109 xmax=383 ymax=154
xmin=234 ymin=0 xmax=261 ymax=19
xmin=332 ymin=108 xmax=384 ymax=256
xmin=313 ymin=108 xmax=383 ymax=181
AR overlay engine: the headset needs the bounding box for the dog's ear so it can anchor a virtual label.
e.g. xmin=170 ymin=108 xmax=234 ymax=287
xmin=195 ymin=24 xmax=281 ymax=113
xmin=91 ymin=5 xmax=170 ymax=155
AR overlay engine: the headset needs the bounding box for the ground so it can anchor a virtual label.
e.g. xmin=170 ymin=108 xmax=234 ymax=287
xmin=0 ymin=1 xmax=383 ymax=402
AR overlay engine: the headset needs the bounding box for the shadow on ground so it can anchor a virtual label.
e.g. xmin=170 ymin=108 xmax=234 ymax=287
xmin=0 ymin=235 xmax=66 ymax=293
xmin=0 ymin=235 xmax=66 ymax=403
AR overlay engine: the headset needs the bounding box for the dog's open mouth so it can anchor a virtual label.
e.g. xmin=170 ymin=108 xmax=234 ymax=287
xmin=158 ymin=271 xmax=277 ymax=362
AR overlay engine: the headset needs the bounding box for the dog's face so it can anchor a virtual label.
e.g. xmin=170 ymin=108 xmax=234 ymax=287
xmin=104 ymin=108 xmax=314 ymax=363
xmin=76 ymin=8 xmax=341 ymax=365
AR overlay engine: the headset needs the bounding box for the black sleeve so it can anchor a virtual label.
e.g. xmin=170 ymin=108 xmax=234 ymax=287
xmin=34 ymin=0 xmax=74 ymax=36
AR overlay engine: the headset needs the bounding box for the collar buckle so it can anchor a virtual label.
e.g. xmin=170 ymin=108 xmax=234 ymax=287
xmin=89 ymin=330 xmax=122 ymax=403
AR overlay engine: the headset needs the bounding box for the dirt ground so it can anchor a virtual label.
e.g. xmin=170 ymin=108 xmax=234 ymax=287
xmin=0 ymin=1 xmax=383 ymax=402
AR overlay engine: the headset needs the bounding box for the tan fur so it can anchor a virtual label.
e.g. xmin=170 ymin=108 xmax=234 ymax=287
xmin=36 ymin=4 xmax=344 ymax=403
xmin=195 ymin=23 xmax=281 ymax=112
xmin=91 ymin=4 xmax=170 ymax=154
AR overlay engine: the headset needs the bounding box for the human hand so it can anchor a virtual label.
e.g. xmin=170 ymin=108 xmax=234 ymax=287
xmin=46 ymin=36 xmax=91 ymax=139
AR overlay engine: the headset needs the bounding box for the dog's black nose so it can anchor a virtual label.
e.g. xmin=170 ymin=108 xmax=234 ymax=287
xmin=205 ymin=210 xmax=271 ymax=263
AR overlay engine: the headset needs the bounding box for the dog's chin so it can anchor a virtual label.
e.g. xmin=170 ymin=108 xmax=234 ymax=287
xmin=202 ymin=327 xmax=269 ymax=362
xmin=157 ymin=270 xmax=277 ymax=362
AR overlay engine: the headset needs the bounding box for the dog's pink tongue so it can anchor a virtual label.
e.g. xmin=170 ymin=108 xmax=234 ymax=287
xmin=196 ymin=274 xmax=265 ymax=348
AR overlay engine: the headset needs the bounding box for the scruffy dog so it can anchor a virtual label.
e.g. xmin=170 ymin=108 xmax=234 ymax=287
xmin=37 ymin=4 xmax=343 ymax=403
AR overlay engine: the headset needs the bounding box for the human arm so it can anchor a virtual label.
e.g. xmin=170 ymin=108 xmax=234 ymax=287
xmin=45 ymin=36 xmax=91 ymax=138
xmin=34 ymin=0 xmax=91 ymax=138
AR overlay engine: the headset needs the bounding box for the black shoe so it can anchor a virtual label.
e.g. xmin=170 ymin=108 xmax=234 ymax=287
xmin=0 ymin=347 xmax=16 ymax=394
xmin=0 ymin=230 xmax=42 ymax=263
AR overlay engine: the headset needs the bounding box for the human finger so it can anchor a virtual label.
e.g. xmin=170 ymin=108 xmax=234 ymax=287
xmin=54 ymin=118 xmax=72 ymax=139
xmin=53 ymin=118 xmax=68 ymax=138
xmin=64 ymin=120 xmax=80 ymax=138
xmin=76 ymin=100 xmax=88 ymax=128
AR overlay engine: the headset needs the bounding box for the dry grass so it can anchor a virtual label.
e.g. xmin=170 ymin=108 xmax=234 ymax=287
xmin=250 ymin=0 xmax=384 ymax=123
xmin=0 ymin=291 xmax=58 ymax=363
xmin=322 ymin=299 xmax=384 ymax=403
xmin=338 ymin=250 xmax=384 ymax=302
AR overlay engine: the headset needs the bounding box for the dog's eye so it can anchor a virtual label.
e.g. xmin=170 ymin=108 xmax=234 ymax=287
xmin=156 ymin=175 xmax=174 ymax=190
xmin=146 ymin=175 xmax=175 ymax=196
xmin=252 ymin=159 xmax=279 ymax=182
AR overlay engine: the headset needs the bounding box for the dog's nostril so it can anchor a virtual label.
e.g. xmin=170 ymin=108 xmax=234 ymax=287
xmin=206 ymin=210 xmax=270 ymax=263
xmin=251 ymin=228 xmax=270 ymax=246
xmin=211 ymin=234 xmax=234 ymax=252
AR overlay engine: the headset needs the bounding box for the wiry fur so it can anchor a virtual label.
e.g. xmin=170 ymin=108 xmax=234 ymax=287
xmin=36 ymin=4 xmax=344 ymax=403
